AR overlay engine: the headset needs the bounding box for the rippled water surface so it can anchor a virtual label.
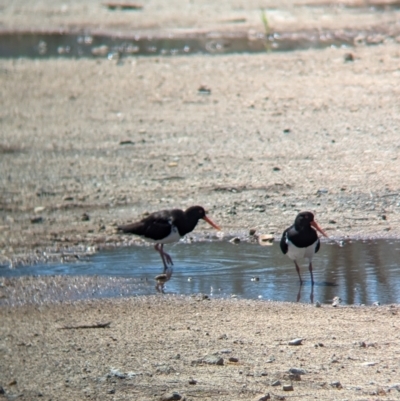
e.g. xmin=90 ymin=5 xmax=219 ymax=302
xmin=1 ymin=239 xmax=400 ymax=305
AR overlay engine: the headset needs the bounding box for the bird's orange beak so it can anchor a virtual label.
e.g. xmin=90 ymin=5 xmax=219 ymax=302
xmin=203 ymin=215 xmax=221 ymax=230
xmin=311 ymin=220 xmax=328 ymax=238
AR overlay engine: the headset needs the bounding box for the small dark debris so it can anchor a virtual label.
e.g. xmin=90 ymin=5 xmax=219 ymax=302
xmin=30 ymin=216 xmax=43 ymax=224
xmin=81 ymin=213 xmax=90 ymax=221
xmin=229 ymin=357 xmax=239 ymax=363
xmin=272 ymin=166 xmax=281 ymax=171
xmin=381 ymin=214 xmax=387 ymax=220
xmin=330 ymin=381 xmax=342 ymax=389
xmin=283 ymin=384 xmax=293 ymax=391
xmin=283 ymin=128 xmax=291 ymax=133
xmin=329 ymin=219 xmax=336 ymax=224
xmin=198 ymin=85 xmax=211 ymax=95
xmin=249 ymin=228 xmax=256 ymax=236
xmin=104 ymin=2 xmax=143 ymax=10
xmin=119 ymin=140 xmax=135 ymax=145
xmin=256 ymin=394 xmax=271 ymax=401
xmin=108 ymin=388 xmax=116 ymax=394
xmin=63 ymin=196 xmax=74 ymax=201
xmin=188 ymin=378 xmax=197 ymax=385
xmin=344 ymin=52 xmax=354 ymax=62
xmin=160 ymin=392 xmax=182 ymax=401
xmin=0 ymin=386 xmax=5 ymax=394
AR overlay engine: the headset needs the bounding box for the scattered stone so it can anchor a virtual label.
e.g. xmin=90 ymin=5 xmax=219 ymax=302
xmin=272 ymin=166 xmax=281 ymax=171
xmin=344 ymin=52 xmax=354 ymax=62
xmin=107 ymin=388 xmax=116 ymax=394
xmin=258 ymin=234 xmax=274 ymax=246
xmin=254 ymin=394 xmax=270 ymax=401
xmin=283 ymin=128 xmax=291 ymax=133
xmin=103 ymin=2 xmax=143 ymax=11
xmin=330 ymin=381 xmax=342 ymax=389
xmin=34 ymin=206 xmax=45 ymax=213
xmin=315 ymin=301 xmax=321 ymax=307
xmin=198 ymin=85 xmax=211 ymax=95
xmin=289 ymin=368 xmax=306 ymax=375
xmin=160 ymin=392 xmax=182 ymax=401
xmin=372 ymin=301 xmax=380 ymax=306
xmin=81 ymin=213 xmax=90 ymax=221
xmin=63 ymin=196 xmax=74 ymax=201
xmin=288 ymin=338 xmax=303 ymax=346
xmin=251 ymin=276 xmax=259 ymax=282
xmin=220 ymin=348 xmax=231 ymax=354
xmin=271 ymin=380 xmax=281 ymax=386
xmin=229 ymin=237 xmax=240 ymax=244
xmin=332 ymin=296 xmax=341 ymax=307
xmin=0 ymin=386 xmax=4 ymax=394
xmin=283 ymin=384 xmax=293 ymax=391
xmin=359 ymin=341 xmax=367 ymax=348
xmin=229 ymin=357 xmax=239 ymax=363
xmin=328 ymin=219 xmax=336 ymax=224
xmin=195 ymin=354 xmax=224 ymax=366
xmin=266 ymin=355 xmax=275 ymax=363
xmin=119 ymin=140 xmax=135 ymax=145
xmin=249 ymin=228 xmax=257 ymax=236
xmin=156 ymin=364 xmax=176 ymax=374
xmin=188 ymin=378 xmax=197 ymax=385
xmin=30 ymin=216 xmax=43 ymax=224
xmin=361 ymin=361 xmax=378 ymax=367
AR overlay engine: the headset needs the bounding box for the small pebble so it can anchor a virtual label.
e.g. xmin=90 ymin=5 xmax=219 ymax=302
xmin=160 ymin=392 xmax=182 ymax=401
xmin=283 ymin=384 xmax=294 ymax=391
xmin=229 ymin=237 xmax=240 ymax=244
xmin=271 ymin=380 xmax=281 ymax=387
xmin=188 ymin=378 xmax=197 ymax=385
xmin=81 ymin=213 xmax=90 ymax=221
xmin=254 ymin=394 xmax=271 ymax=401
xmin=344 ymin=52 xmax=354 ymax=62
xmin=288 ymin=338 xmax=303 ymax=346
xmin=289 ymin=368 xmax=306 ymax=375
xmin=30 ymin=216 xmax=43 ymax=224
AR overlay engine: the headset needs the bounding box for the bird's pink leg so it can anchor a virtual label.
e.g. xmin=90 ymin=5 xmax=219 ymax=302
xmin=154 ymin=244 xmax=174 ymax=272
xmin=308 ymin=262 xmax=315 ymax=286
xmin=294 ymin=261 xmax=303 ymax=285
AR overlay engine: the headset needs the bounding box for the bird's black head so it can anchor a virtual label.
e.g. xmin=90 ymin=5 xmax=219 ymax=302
xmin=294 ymin=211 xmax=328 ymax=237
xmin=294 ymin=211 xmax=315 ymax=228
xmin=185 ymin=206 xmax=206 ymax=219
xmin=185 ymin=206 xmax=221 ymax=231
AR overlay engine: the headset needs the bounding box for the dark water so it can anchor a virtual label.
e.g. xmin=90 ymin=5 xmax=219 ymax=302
xmin=0 ymin=28 xmax=393 ymax=59
xmin=1 ymin=239 xmax=399 ymax=305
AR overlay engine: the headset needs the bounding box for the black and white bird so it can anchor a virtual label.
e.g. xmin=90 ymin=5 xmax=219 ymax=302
xmin=118 ymin=206 xmax=221 ymax=272
xmin=280 ymin=211 xmax=328 ymax=285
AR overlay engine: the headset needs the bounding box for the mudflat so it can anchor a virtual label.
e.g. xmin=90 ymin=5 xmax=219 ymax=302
xmin=1 ymin=1 xmax=400 ymax=400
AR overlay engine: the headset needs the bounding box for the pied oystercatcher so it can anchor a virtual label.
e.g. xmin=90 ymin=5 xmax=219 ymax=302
xmin=118 ymin=206 xmax=221 ymax=272
xmin=280 ymin=211 xmax=328 ymax=285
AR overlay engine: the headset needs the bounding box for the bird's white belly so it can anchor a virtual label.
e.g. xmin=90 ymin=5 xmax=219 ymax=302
xmin=287 ymin=240 xmax=318 ymax=261
xmin=145 ymin=225 xmax=181 ymax=244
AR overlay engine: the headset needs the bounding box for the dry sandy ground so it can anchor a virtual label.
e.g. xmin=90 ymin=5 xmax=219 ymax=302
xmin=1 ymin=297 xmax=400 ymax=401
xmin=1 ymin=1 xmax=400 ymax=400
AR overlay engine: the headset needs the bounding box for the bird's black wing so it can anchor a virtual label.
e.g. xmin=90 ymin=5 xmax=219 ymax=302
xmin=118 ymin=211 xmax=174 ymax=241
xmin=280 ymin=228 xmax=290 ymax=254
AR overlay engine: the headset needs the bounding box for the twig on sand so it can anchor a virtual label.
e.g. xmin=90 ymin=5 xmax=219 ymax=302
xmin=58 ymin=322 xmax=111 ymax=330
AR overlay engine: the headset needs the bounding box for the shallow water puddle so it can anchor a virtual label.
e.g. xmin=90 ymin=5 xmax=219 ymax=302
xmin=1 ymin=239 xmax=399 ymax=305
xmin=0 ymin=27 xmax=393 ymax=58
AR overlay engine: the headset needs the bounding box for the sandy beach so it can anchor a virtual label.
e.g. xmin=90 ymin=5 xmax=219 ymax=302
xmin=1 ymin=0 xmax=400 ymax=399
